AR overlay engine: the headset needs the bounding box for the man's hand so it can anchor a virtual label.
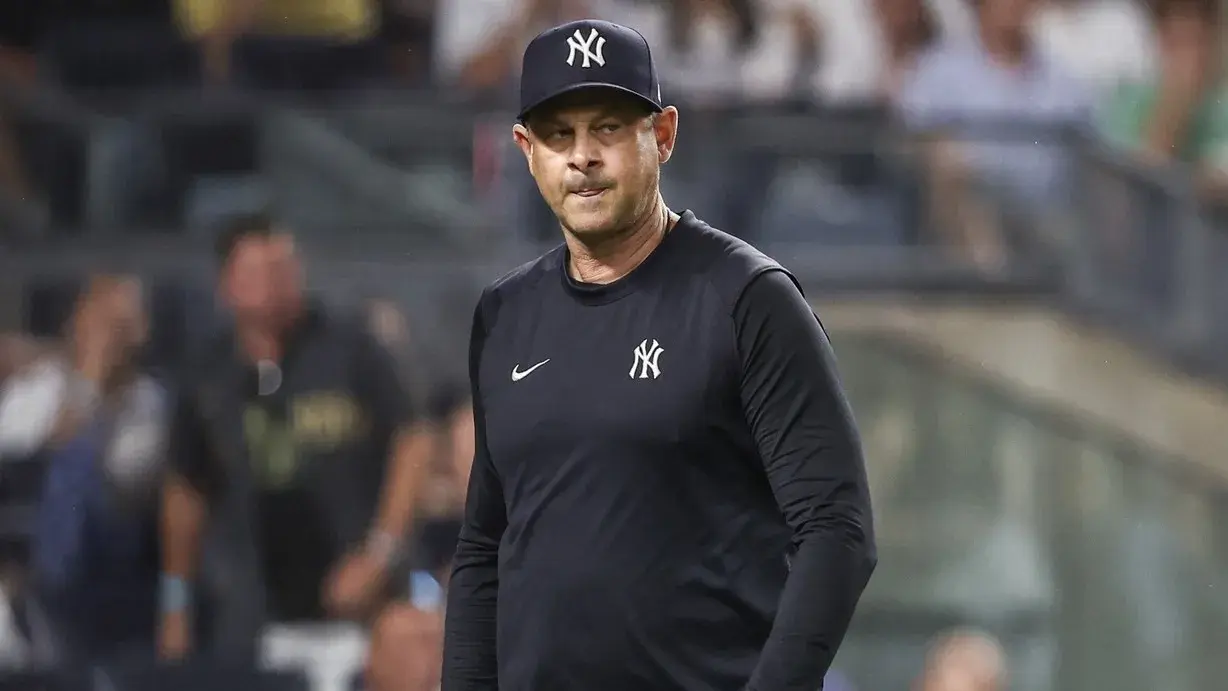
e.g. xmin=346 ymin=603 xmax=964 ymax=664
xmin=324 ymin=551 xmax=389 ymax=619
xmin=158 ymin=610 xmax=192 ymax=661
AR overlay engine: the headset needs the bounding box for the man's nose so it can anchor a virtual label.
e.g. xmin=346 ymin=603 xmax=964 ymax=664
xmin=568 ymin=130 xmax=601 ymax=171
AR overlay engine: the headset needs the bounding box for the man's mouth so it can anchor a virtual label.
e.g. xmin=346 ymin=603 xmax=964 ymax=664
xmin=572 ymin=187 xmax=608 ymax=198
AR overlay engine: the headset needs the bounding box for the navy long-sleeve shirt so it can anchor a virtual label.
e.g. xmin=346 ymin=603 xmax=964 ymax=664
xmin=443 ymin=211 xmax=876 ymax=691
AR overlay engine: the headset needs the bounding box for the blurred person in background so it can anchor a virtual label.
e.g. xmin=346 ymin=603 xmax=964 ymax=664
xmin=811 ymin=0 xmax=939 ymax=104
xmin=158 ymin=214 xmax=434 ymax=678
xmin=654 ymin=0 xmax=821 ymax=240
xmin=39 ymin=0 xmax=200 ymax=90
xmin=872 ymin=0 xmax=941 ymax=102
xmin=360 ymin=297 xmax=451 ymax=691
xmin=1031 ymin=0 xmax=1155 ymax=98
xmin=0 ymin=275 xmax=166 ymax=666
xmin=915 ymin=628 xmax=1007 ymax=691
xmin=175 ymin=0 xmax=383 ymax=90
xmin=434 ymin=0 xmax=592 ymax=93
xmin=652 ymin=0 xmax=819 ymax=106
xmin=899 ymin=0 xmax=1090 ymax=268
xmin=0 ymin=5 xmax=49 ymax=236
xmin=1099 ymin=0 xmax=1228 ymax=199
xmin=380 ymin=0 xmax=438 ymax=85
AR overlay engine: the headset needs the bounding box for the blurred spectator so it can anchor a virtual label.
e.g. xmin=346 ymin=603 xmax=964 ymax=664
xmin=434 ymin=0 xmax=591 ymax=92
xmin=380 ymin=0 xmax=438 ymax=85
xmin=40 ymin=0 xmax=200 ymax=90
xmin=1099 ymin=0 xmax=1228 ymax=198
xmin=365 ymin=602 xmax=442 ymax=691
xmin=810 ymin=0 xmax=930 ymax=103
xmin=175 ymin=0 xmax=383 ymax=90
xmin=873 ymin=0 xmax=942 ymax=102
xmin=1031 ymin=0 xmax=1155 ymax=96
xmin=0 ymin=7 xmax=49 ymax=237
xmin=915 ymin=628 xmax=1007 ymax=691
xmin=360 ymin=298 xmax=452 ymax=691
xmin=362 ymin=298 xmax=468 ymax=581
xmin=0 ymin=275 xmax=165 ymax=666
xmin=652 ymin=0 xmax=817 ymax=105
xmin=158 ymin=214 xmax=435 ymax=677
xmin=900 ymin=0 xmax=1089 ymax=266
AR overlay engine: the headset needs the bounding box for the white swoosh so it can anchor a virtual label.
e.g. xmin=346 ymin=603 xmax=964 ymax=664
xmin=511 ymin=359 xmax=550 ymax=381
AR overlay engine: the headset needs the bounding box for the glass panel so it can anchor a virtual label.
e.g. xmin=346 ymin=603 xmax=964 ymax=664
xmin=832 ymin=334 xmax=1228 ymax=691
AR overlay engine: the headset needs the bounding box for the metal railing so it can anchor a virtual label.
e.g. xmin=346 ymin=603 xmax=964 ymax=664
xmin=3 ymin=89 xmax=1225 ymax=375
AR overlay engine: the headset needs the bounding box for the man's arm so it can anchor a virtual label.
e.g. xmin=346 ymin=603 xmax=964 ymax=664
xmin=158 ymin=381 xmax=216 ymax=659
xmin=161 ymin=384 xmax=214 ymax=588
xmin=442 ymin=300 xmax=507 ymax=691
xmin=735 ymin=270 xmax=877 ymax=691
xmin=352 ymin=327 xmax=433 ymax=555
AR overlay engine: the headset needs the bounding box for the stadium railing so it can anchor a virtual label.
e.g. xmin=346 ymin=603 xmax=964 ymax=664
xmin=2 ymin=87 xmax=1222 ymax=378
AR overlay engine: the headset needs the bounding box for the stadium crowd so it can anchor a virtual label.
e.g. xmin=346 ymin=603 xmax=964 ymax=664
xmin=0 ymin=0 xmax=1219 ymax=690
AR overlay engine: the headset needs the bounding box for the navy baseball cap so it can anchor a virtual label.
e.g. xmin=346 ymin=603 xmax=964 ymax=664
xmin=518 ymin=19 xmax=663 ymax=121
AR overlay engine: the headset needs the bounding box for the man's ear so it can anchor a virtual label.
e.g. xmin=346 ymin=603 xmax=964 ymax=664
xmin=653 ymin=106 xmax=679 ymax=165
xmin=512 ymin=123 xmax=534 ymax=171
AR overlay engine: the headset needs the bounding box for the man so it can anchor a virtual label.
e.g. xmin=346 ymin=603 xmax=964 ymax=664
xmin=158 ymin=214 xmax=433 ymax=673
xmin=916 ymin=628 xmax=1007 ymax=691
xmin=0 ymin=275 xmax=165 ymax=665
xmin=443 ymin=19 xmax=876 ymax=691
xmin=899 ymin=0 xmax=1089 ymax=268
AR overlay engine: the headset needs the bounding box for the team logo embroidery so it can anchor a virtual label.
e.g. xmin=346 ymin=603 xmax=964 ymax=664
xmin=629 ymin=339 xmax=664 ymax=379
xmin=566 ymin=28 xmax=607 ymax=68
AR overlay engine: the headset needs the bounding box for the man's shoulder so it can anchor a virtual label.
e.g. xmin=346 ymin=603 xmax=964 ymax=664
xmin=476 ymin=245 xmax=565 ymax=323
xmin=674 ymin=212 xmax=795 ymax=308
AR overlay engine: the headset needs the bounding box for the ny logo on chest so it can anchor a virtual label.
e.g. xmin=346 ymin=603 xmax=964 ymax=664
xmin=629 ymin=339 xmax=663 ymax=380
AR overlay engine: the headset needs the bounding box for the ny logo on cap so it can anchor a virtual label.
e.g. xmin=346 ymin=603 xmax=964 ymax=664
xmin=566 ymin=28 xmax=607 ymax=68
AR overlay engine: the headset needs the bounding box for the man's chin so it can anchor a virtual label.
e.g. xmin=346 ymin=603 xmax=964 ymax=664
xmin=561 ymin=211 xmax=621 ymax=239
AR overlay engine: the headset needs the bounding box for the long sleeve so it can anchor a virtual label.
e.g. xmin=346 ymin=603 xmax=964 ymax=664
xmin=442 ymin=299 xmax=508 ymax=691
xmin=735 ymin=270 xmax=877 ymax=691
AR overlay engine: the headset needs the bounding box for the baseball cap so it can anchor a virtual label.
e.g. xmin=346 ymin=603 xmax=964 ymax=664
xmin=518 ymin=19 xmax=663 ymax=121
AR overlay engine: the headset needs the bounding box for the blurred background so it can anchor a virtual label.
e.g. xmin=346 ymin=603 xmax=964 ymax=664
xmin=1 ymin=0 xmax=1228 ymax=690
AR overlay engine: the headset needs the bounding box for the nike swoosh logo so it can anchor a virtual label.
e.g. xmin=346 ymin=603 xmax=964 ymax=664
xmin=511 ymin=359 xmax=550 ymax=382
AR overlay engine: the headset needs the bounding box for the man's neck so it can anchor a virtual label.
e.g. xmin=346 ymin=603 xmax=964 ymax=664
xmin=566 ymin=196 xmax=675 ymax=285
xmin=235 ymin=305 xmax=302 ymax=363
xmin=237 ymin=326 xmax=282 ymax=363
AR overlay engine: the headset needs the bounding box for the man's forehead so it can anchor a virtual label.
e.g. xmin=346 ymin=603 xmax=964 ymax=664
xmin=527 ymin=90 xmax=652 ymax=126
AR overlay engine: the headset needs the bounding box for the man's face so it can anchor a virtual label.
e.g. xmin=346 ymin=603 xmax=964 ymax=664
xmin=514 ymin=90 xmax=677 ymax=241
xmin=222 ymin=233 xmax=303 ymax=324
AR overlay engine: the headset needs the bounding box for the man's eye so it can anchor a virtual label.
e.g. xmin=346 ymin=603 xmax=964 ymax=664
xmin=597 ymin=124 xmax=620 ymax=134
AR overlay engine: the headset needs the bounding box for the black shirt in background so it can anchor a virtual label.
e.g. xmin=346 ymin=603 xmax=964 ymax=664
xmin=168 ymin=304 xmax=416 ymax=623
xmin=443 ymin=213 xmax=876 ymax=691
xmin=45 ymin=0 xmax=172 ymax=22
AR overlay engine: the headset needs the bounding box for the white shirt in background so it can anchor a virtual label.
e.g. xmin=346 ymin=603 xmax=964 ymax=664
xmin=0 ymin=358 xmax=166 ymax=497
xmin=604 ymin=0 xmax=816 ymax=105
xmin=807 ymin=0 xmax=882 ymax=102
xmin=1031 ymin=0 xmax=1155 ymax=94
xmin=432 ymin=0 xmax=525 ymax=85
xmin=806 ymin=0 xmax=974 ymax=103
xmin=740 ymin=0 xmax=815 ymax=102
